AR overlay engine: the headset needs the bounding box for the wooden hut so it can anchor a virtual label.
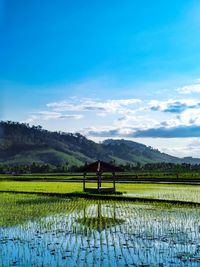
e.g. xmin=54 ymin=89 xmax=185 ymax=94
xmin=79 ymin=160 xmax=123 ymax=194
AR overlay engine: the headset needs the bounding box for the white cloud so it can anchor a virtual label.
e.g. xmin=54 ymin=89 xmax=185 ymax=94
xmin=25 ymin=115 xmax=38 ymax=124
xmin=25 ymin=111 xmax=83 ymax=123
xmin=114 ymin=113 xmax=159 ymax=130
xmin=159 ymin=107 xmax=200 ymax=128
xmin=177 ymin=83 xmax=200 ymax=94
xmin=47 ymin=98 xmax=142 ymax=114
xmin=24 ymin=80 xmax=200 ymax=144
xmin=176 ymin=108 xmax=200 ymax=125
xmin=149 ymin=99 xmax=200 ymax=113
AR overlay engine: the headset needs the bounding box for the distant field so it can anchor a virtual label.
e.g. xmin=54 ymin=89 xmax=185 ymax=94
xmin=0 ymin=173 xmax=83 ymax=180
xmin=0 ymin=181 xmax=82 ymax=194
xmin=1 ymin=171 xmax=200 ymax=181
xmin=1 ymin=181 xmax=200 ymax=203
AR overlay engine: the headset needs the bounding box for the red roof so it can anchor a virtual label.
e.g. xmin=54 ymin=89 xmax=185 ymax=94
xmin=79 ymin=160 xmax=123 ymax=173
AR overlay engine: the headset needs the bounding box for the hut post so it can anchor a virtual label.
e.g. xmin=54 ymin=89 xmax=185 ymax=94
xmin=97 ymin=171 xmax=99 ymax=192
xmin=99 ymin=172 xmax=102 ymax=188
xmin=83 ymin=172 xmax=86 ymax=191
xmin=113 ymin=172 xmax=116 ymax=193
xmin=97 ymin=172 xmax=101 ymax=192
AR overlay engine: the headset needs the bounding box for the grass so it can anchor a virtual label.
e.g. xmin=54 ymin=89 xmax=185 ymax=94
xmin=0 ymin=181 xmax=82 ymax=193
xmin=0 ymin=174 xmax=84 ymax=180
xmin=1 ymin=181 xmax=200 ymax=203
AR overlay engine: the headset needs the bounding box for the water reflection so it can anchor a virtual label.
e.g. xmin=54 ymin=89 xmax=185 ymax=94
xmin=1 ymin=200 xmax=200 ymax=266
xmin=76 ymin=203 xmax=125 ymax=232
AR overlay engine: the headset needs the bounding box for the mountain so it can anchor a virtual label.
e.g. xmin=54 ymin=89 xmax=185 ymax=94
xmin=102 ymin=139 xmax=181 ymax=164
xmin=0 ymin=121 xmax=200 ymax=167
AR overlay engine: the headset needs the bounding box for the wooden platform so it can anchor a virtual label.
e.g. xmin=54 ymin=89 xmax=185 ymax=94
xmin=84 ymin=187 xmax=115 ymax=194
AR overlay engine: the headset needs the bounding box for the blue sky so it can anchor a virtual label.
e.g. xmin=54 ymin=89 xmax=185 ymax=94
xmin=1 ymin=0 xmax=200 ymax=157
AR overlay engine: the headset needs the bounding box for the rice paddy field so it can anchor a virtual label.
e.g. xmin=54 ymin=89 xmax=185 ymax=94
xmin=1 ymin=193 xmax=200 ymax=266
xmin=2 ymin=181 xmax=200 ymax=266
xmin=1 ymin=171 xmax=200 ymax=180
xmin=1 ymin=181 xmax=200 ymax=203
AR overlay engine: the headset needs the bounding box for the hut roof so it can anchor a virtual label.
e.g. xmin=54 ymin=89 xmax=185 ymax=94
xmin=79 ymin=160 xmax=123 ymax=173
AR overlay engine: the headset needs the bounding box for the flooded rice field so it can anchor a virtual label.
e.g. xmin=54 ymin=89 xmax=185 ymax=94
xmin=1 ymin=193 xmax=200 ymax=266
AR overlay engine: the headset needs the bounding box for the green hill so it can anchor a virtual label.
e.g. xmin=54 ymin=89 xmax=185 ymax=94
xmin=0 ymin=121 xmax=199 ymax=167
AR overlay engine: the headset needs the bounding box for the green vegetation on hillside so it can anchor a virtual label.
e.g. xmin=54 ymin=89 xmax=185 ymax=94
xmin=1 ymin=121 xmax=199 ymax=170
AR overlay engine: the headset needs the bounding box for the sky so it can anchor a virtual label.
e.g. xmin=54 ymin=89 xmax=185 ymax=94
xmin=1 ymin=0 xmax=200 ymax=157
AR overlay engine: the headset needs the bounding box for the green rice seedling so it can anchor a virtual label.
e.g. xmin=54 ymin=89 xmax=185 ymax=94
xmin=2 ymin=193 xmax=200 ymax=266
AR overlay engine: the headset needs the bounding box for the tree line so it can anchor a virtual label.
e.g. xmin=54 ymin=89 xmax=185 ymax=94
xmin=0 ymin=161 xmax=200 ymax=174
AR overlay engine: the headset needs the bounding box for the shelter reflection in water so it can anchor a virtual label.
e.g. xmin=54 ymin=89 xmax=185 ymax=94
xmin=76 ymin=202 xmax=125 ymax=232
